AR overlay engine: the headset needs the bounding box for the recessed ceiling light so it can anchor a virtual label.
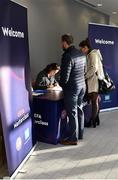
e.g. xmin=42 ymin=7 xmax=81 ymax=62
xmin=112 ymin=11 xmax=117 ymax=14
xmin=97 ymin=3 xmax=102 ymax=7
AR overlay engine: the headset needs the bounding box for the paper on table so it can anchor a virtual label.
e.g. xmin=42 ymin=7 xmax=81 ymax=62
xmin=32 ymin=92 xmax=44 ymax=96
xmin=47 ymin=86 xmax=62 ymax=91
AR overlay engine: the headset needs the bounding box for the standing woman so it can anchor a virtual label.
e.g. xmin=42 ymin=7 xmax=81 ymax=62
xmin=79 ymin=38 xmax=104 ymax=128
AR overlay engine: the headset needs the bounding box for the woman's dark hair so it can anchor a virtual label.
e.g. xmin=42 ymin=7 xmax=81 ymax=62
xmin=79 ymin=38 xmax=91 ymax=50
xmin=45 ymin=63 xmax=60 ymax=74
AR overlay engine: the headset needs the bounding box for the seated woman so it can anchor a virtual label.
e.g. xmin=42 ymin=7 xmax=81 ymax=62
xmin=34 ymin=63 xmax=60 ymax=90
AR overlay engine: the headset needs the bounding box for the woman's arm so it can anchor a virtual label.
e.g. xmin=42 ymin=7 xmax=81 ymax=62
xmin=85 ymin=52 xmax=98 ymax=79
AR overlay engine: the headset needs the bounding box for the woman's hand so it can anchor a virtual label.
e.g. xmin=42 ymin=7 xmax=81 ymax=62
xmin=47 ymin=84 xmax=54 ymax=88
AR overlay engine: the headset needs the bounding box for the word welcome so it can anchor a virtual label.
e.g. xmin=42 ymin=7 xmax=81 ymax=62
xmin=2 ymin=27 xmax=24 ymax=38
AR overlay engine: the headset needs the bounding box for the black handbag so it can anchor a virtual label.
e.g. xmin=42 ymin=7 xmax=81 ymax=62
xmin=98 ymin=70 xmax=115 ymax=94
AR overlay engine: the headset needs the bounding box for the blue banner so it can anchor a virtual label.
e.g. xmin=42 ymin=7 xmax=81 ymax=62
xmin=0 ymin=0 xmax=9 ymax=6
xmin=88 ymin=23 xmax=118 ymax=109
xmin=0 ymin=1 xmax=33 ymax=176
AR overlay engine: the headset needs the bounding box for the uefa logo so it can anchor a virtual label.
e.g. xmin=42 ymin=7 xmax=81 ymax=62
xmin=16 ymin=137 xmax=22 ymax=151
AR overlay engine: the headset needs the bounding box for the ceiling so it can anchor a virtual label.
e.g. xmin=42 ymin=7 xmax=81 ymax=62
xmin=76 ymin=0 xmax=118 ymax=24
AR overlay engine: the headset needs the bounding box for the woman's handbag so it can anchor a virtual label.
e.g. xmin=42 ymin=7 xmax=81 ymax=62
xmin=98 ymin=69 xmax=115 ymax=94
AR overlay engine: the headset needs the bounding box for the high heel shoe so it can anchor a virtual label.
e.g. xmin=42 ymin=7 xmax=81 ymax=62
xmin=93 ymin=119 xmax=96 ymax=128
xmin=86 ymin=121 xmax=92 ymax=127
xmin=96 ymin=115 xmax=100 ymax=126
xmin=86 ymin=118 xmax=97 ymax=128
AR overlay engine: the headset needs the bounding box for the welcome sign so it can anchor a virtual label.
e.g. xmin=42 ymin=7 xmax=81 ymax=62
xmin=88 ymin=23 xmax=118 ymax=110
xmin=0 ymin=0 xmax=33 ymax=176
xmin=1 ymin=27 xmax=25 ymax=38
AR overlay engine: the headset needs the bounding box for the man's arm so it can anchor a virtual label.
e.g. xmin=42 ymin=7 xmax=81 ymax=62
xmin=59 ymin=55 xmax=72 ymax=88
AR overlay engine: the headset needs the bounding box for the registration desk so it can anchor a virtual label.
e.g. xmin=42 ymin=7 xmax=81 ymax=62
xmin=33 ymin=90 xmax=65 ymax=144
xmin=33 ymin=90 xmax=85 ymax=144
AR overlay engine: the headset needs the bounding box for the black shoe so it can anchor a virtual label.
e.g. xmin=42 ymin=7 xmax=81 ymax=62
xmin=92 ymin=122 xmax=96 ymax=128
xmin=79 ymin=133 xmax=83 ymax=140
xmin=96 ymin=115 xmax=100 ymax=126
xmin=91 ymin=119 xmax=96 ymax=128
xmin=85 ymin=121 xmax=91 ymax=127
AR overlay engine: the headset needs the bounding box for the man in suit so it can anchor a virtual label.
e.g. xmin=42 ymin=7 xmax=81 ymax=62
xmin=59 ymin=34 xmax=86 ymax=145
